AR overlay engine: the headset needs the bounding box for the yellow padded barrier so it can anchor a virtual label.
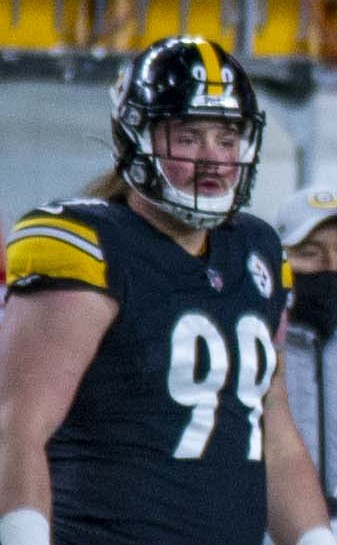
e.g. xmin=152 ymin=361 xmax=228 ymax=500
xmin=138 ymin=0 xmax=181 ymax=47
xmin=138 ymin=0 xmax=234 ymax=51
xmin=0 ymin=0 xmax=70 ymax=48
xmin=187 ymin=0 xmax=235 ymax=52
xmin=254 ymin=0 xmax=303 ymax=56
xmin=137 ymin=0 xmax=304 ymax=57
xmin=0 ymin=0 xmax=310 ymax=57
xmin=0 ymin=0 xmax=139 ymax=50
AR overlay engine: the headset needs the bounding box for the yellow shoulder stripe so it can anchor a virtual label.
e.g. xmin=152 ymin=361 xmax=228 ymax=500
xmin=13 ymin=215 xmax=99 ymax=245
xmin=7 ymin=215 xmax=108 ymax=289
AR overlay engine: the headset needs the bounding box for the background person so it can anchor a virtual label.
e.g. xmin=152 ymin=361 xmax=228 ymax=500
xmin=275 ymin=184 xmax=337 ymax=536
xmin=0 ymin=37 xmax=335 ymax=545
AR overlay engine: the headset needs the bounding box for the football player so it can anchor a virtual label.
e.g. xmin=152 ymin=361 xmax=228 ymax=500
xmin=0 ymin=36 xmax=335 ymax=545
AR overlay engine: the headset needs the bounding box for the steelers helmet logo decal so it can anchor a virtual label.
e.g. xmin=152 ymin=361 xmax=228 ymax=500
xmin=247 ymin=253 xmax=273 ymax=298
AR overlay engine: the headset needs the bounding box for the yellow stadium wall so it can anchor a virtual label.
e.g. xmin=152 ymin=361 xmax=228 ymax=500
xmin=140 ymin=0 xmax=303 ymax=56
xmin=254 ymin=0 xmax=303 ymax=55
xmin=138 ymin=0 xmax=235 ymax=52
xmin=0 ymin=0 xmax=79 ymax=48
xmin=0 ymin=0 xmax=308 ymax=56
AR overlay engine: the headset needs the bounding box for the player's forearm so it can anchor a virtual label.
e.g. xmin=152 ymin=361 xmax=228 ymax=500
xmin=264 ymin=359 xmax=331 ymax=545
xmin=0 ymin=436 xmax=51 ymax=519
xmin=266 ymin=443 xmax=330 ymax=545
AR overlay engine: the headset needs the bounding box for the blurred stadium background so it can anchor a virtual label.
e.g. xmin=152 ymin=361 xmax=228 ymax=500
xmin=1 ymin=0 xmax=337 ymax=236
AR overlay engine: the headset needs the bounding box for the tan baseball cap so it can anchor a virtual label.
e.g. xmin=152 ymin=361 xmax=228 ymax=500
xmin=275 ymin=185 xmax=337 ymax=246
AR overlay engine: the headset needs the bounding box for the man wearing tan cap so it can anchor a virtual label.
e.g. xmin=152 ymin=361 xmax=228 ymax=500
xmin=275 ymin=184 xmax=337 ymax=536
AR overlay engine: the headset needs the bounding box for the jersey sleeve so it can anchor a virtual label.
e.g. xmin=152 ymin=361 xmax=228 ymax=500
xmin=270 ymin=231 xmax=293 ymax=340
xmin=6 ymin=208 xmax=110 ymax=295
xmin=281 ymin=249 xmax=293 ymax=292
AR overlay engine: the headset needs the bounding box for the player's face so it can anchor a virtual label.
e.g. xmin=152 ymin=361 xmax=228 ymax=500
xmin=287 ymin=221 xmax=337 ymax=273
xmin=152 ymin=118 xmax=241 ymax=197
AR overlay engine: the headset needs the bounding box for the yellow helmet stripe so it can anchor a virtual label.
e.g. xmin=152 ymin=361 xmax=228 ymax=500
xmin=197 ymin=41 xmax=222 ymax=96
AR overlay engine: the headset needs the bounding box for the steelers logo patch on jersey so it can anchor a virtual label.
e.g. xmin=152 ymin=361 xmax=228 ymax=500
xmin=247 ymin=253 xmax=273 ymax=298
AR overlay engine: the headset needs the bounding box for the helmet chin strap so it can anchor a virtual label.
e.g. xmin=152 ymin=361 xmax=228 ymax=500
xmin=158 ymin=201 xmax=228 ymax=230
xmin=153 ymin=157 xmax=236 ymax=225
xmin=162 ymin=184 xmax=235 ymax=213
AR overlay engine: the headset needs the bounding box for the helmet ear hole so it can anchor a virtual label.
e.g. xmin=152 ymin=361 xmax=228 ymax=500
xmin=126 ymin=156 xmax=156 ymax=189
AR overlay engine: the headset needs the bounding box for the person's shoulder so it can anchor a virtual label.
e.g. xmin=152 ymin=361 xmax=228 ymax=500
xmin=231 ymin=211 xmax=282 ymax=250
xmin=234 ymin=211 xmax=279 ymax=237
xmin=10 ymin=197 xmax=128 ymax=239
xmin=21 ymin=196 xmax=111 ymax=223
xmin=218 ymin=211 xmax=281 ymax=245
xmin=6 ymin=197 xmax=124 ymax=294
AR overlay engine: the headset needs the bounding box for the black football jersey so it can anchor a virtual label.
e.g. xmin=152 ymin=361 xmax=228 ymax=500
xmin=6 ymin=199 xmax=288 ymax=545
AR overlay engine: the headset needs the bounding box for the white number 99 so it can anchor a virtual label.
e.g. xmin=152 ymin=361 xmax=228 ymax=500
xmin=168 ymin=312 xmax=276 ymax=460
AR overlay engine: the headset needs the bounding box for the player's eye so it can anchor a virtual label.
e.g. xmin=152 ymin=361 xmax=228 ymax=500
xmin=298 ymin=248 xmax=323 ymax=261
xmin=219 ymin=137 xmax=237 ymax=148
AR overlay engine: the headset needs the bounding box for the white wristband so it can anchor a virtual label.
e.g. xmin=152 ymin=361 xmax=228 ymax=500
xmin=296 ymin=526 xmax=337 ymax=545
xmin=0 ymin=508 xmax=50 ymax=545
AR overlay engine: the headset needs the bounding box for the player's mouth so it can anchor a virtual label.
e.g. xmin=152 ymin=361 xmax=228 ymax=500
xmin=196 ymin=176 xmax=225 ymax=195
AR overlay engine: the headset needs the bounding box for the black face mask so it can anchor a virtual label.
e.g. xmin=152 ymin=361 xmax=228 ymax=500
xmin=290 ymin=271 xmax=337 ymax=341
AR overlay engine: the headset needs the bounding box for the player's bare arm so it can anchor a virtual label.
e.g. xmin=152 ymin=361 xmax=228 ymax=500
xmin=0 ymin=289 xmax=118 ymax=518
xmin=264 ymin=352 xmax=331 ymax=545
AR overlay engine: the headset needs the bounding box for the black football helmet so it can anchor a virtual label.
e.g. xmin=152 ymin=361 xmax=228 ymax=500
xmin=110 ymin=36 xmax=265 ymax=228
